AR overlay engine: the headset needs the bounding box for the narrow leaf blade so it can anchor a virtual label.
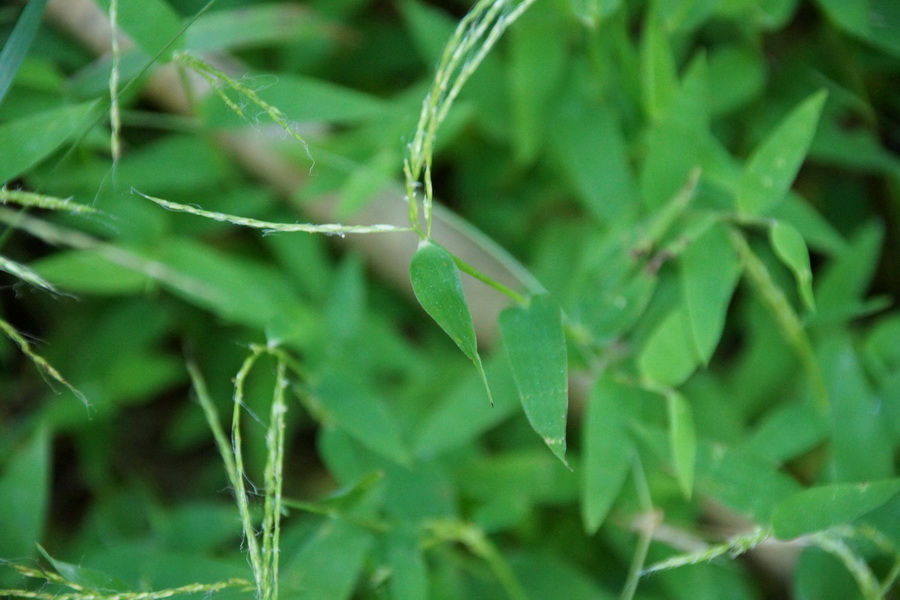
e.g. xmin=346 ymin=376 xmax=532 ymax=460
xmin=770 ymin=220 xmax=815 ymax=311
xmin=737 ymin=90 xmax=827 ymax=215
xmin=772 ymin=479 xmax=900 ymax=539
xmin=499 ymin=294 xmax=569 ymax=465
xmin=581 ymin=375 xmax=634 ymax=533
xmin=666 ymin=391 xmax=696 ymax=498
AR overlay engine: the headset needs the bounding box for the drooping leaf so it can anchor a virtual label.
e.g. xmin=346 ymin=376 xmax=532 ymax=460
xmin=737 ymin=90 xmax=827 ymax=215
xmin=581 ymin=375 xmax=636 ymax=533
xmin=772 ymin=479 xmax=900 ymax=539
xmin=769 ymin=220 xmax=815 ymax=311
xmin=410 ymin=240 xmax=490 ymax=402
xmin=499 ymin=294 xmax=569 ymax=465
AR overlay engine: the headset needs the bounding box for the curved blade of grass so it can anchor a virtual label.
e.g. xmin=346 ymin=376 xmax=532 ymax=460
xmin=410 ymin=240 xmax=491 ymax=404
xmin=499 ymin=294 xmax=569 ymax=466
xmin=136 ymin=189 xmax=410 ymax=234
xmin=0 ymin=0 xmax=49 ymax=106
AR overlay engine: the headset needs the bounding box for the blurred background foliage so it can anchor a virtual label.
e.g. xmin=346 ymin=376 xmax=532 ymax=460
xmin=0 ymin=0 xmax=898 ymax=598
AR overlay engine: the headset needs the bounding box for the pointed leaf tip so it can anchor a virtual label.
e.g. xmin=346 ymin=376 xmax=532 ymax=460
xmin=410 ymin=241 xmax=491 ymax=403
xmin=500 ymin=294 xmax=569 ymax=465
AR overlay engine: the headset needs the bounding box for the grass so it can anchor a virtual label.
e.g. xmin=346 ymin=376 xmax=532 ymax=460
xmin=0 ymin=0 xmax=898 ymax=599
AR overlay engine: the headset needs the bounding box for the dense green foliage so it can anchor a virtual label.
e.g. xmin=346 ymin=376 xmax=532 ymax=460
xmin=1 ymin=0 xmax=899 ymax=598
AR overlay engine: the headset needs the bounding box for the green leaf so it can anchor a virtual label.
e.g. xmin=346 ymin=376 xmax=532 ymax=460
xmin=38 ymin=546 xmax=129 ymax=591
xmin=639 ymin=305 xmax=700 ymax=387
xmin=280 ymin=519 xmax=373 ymax=600
xmin=666 ymin=391 xmax=696 ymax=498
xmin=0 ymin=427 xmax=50 ymax=558
xmin=186 ymin=4 xmax=329 ymax=52
xmin=581 ymin=375 xmax=636 ymax=533
xmin=769 ymin=220 xmax=815 ymax=311
xmin=410 ymin=240 xmax=490 ymax=403
xmin=680 ymin=223 xmax=742 ymax=363
xmin=814 ymin=0 xmax=900 ymax=58
xmin=507 ymin=3 xmax=567 ymax=164
xmin=640 ymin=11 xmax=679 ymax=120
xmin=707 ymin=45 xmax=765 ymax=116
xmin=30 ymin=249 xmax=151 ymax=295
xmin=696 ymin=442 xmax=801 ymax=523
xmin=820 ymin=335 xmax=894 ymax=482
xmin=499 ymin=294 xmax=569 ymax=466
xmin=311 ymin=370 xmax=410 ymax=465
xmin=640 ymin=56 xmax=709 ymax=210
xmin=413 ymin=355 xmax=519 ymax=458
xmin=387 ymin=531 xmax=428 ymax=600
xmin=737 ymin=90 xmax=827 ymax=215
xmin=771 ymin=479 xmax=900 ymax=539
xmin=0 ymin=101 xmax=98 ymax=184
xmin=552 ymin=94 xmax=638 ymax=224
xmin=0 ymin=0 xmax=49 ymax=105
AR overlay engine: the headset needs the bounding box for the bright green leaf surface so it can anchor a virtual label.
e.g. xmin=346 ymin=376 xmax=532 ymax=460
xmin=582 ymin=375 xmax=635 ymax=533
xmin=640 ymin=12 xmax=679 ymax=119
xmin=680 ymin=223 xmax=742 ymax=363
xmin=772 ymin=479 xmax=900 ymax=539
xmin=0 ymin=427 xmax=49 ymax=558
xmin=770 ymin=220 xmax=815 ymax=311
xmin=666 ymin=391 xmax=697 ymax=498
xmin=0 ymin=101 xmax=97 ymax=184
xmin=639 ymin=305 xmax=700 ymax=387
xmin=410 ymin=241 xmax=490 ymax=402
xmin=499 ymin=294 xmax=569 ymax=465
xmin=737 ymin=90 xmax=827 ymax=215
